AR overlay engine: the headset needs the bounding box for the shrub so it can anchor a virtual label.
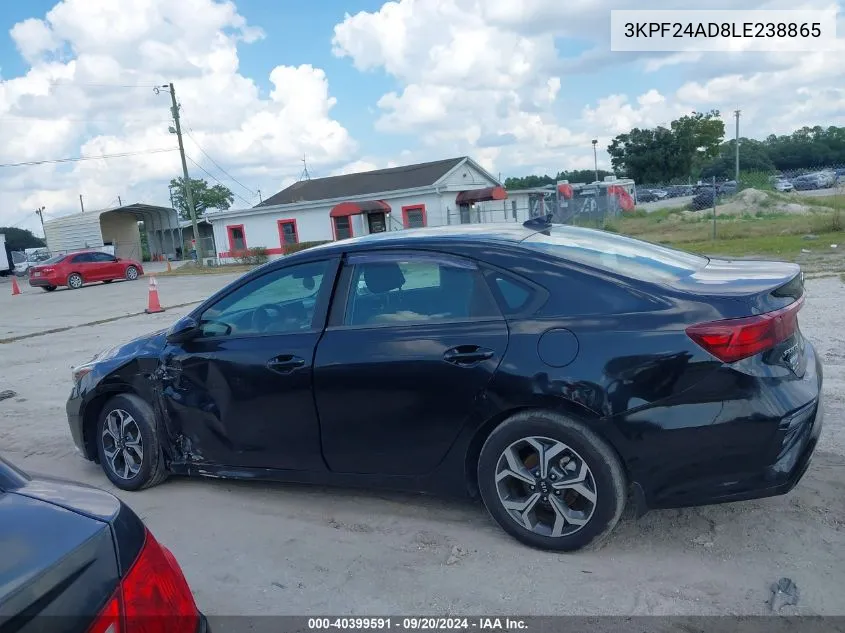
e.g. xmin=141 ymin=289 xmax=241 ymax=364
xmin=235 ymin=247 xmax=269 ymax=265
xmin=284 ymin=240 xmax=330 ymax=255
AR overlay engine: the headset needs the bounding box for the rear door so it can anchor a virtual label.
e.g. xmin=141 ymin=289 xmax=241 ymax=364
xmin=314 ymin=250 xmax=509 ymax=476
xmin=68 ymin=252 xmax=95 ymax=281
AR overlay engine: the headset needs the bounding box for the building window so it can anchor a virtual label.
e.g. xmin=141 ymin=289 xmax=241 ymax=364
xmin=334 ymin=216 xmax=353 ymax=240
xmin=278 ymin=219 xmax=299 ymax=252
xmin=227 ymin=225 xmax=246 ymax=252
xmin=402 ymin=205 xmax=427 ymax=228
xmin=511 ymin=199 xmax=517 ymax=220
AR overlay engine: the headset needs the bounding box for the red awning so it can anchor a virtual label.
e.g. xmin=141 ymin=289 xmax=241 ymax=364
xmin=330 ymin=200 xmax=391 ymax=217
xmin=455 ymin=186 xmax=508 ymax=205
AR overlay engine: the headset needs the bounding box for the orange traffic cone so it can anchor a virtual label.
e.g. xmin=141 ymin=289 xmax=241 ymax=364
xmin=145 ymin=276 xmax=164 ymax=314
xmin=10 ymin=277 xmax=21 ymax=296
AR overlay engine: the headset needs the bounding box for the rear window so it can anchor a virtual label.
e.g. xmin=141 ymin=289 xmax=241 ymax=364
xmin=523 ymin=226 xmax=708 ymax=283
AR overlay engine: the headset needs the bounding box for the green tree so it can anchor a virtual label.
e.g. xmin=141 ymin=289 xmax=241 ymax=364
xmin=700 ymin=138 xmax=776 ymax=180
xmin=0 ymin=227 xmax=45 ymax=251
xmin=169 ymin=177 xmax=234 ymax=221
xmin=607 ymin=111 xmax=725 ymax=183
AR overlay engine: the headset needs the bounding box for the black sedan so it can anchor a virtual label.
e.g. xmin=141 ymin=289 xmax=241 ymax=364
xmin=65 ymin=220 xmax=823 ymax=551
xmin=0 ymin=455 xmax=206 ymax=632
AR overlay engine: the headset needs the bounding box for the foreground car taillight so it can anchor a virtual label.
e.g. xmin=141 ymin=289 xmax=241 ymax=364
xmin=685 ymin=296 xmax=804 ymax=364
xmin=88 ymin=529 xmax=199 ymax=633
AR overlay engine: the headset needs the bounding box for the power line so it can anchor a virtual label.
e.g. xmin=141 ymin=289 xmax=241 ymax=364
xmin=185 ymin=128 xmax=256 ymax=196
xmin=0 ymin=116 xmax=171 ymax=123
xmin=0 ymin=148 xmax=179 ymax=169
xmin=185 ymin=155 xmax=255 ymax=207
xmin=46 ymin=82 xmax=163 ymax=88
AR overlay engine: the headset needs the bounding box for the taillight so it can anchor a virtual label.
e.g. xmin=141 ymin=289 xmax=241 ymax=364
xmin=88 ymin=529 xmax=199 ymax=633
xmin=686 ymin=297 xmax=804 ymax=364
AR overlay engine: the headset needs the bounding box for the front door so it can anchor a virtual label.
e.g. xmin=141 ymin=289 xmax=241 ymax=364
xmin=160 ymin=258 xmax=339 ymax=470
xmin=314 ymin=251 xmax=509 ymax=476
xmin=367 ymin=212 xmax=386 ymax=233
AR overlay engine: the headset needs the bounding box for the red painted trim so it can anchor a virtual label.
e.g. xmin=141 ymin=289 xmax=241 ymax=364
xmin=226 ymin=224 xmax=247 ymax=252
xmin=401 ymin=204 xmax=427 ymax=228
xmin=277 ymin=218 xmax=299 ymax=254
xmin=331 ymin=215 xmax=354 ymax=240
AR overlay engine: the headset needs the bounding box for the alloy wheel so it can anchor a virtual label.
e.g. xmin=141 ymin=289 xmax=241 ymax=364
xmin=101 ymin=409 xmax=144 ymax=480
xmin=68 ymin=274 xmax=83 ymax=289
xmin=126 ymin=266 xmax=138 ymax=280
xmin=495 ymin=436 xmax=597 ymax=538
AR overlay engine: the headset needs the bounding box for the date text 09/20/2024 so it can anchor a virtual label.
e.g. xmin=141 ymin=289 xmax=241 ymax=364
xmin=307 ymin=618 xmax=527 ymax=631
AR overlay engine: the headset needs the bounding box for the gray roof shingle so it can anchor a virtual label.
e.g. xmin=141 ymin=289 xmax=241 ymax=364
xmin=255 ymin=157 xmax=466 ymax=208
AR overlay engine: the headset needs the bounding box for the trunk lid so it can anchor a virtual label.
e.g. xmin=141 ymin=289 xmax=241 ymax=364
xmin=669 ymin=258 xmax=803 ymax=315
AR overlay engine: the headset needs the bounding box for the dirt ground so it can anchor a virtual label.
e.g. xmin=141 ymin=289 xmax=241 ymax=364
xmin=0 ymin=273 xmax=843 ymax=617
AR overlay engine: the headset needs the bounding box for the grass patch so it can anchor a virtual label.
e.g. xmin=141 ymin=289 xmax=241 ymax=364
xmin=662 ymin=232 xmax=844 ymax=259
xmin=158 ymin=263 xmax=256 ymax=276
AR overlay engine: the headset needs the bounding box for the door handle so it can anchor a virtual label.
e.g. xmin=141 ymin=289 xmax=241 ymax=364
xmin=267 ymin=355 xmax=306 ymax=374
xmin=443 ymin=346 xmax=495 ymax=365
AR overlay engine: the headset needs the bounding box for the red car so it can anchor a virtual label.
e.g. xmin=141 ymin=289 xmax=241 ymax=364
xmin=29 ymin=250 xmax=144 ymax=291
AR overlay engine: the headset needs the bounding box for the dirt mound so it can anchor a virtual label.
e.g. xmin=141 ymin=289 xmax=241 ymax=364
xmin=716 ymin=188 xmax=812 ymax=216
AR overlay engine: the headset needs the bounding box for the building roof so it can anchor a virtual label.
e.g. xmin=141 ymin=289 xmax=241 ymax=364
xmin=256 ymin=157 xmax=467 ymax=208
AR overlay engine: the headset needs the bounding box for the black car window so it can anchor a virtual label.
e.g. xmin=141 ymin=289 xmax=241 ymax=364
xmin=90 ymin=252 xmax=114 ymax=262
xmin=523 ymin=226 xmax=708 ymax=283
xmin=487 ymin=272 xmax=534 ymax=315
xmin=343 ymin=255 xmax=500 ymax=327
xmin=71 ymin=253 xmax=93 ymax=263
xmin=199 ymin=260 xmax=330 ymax=338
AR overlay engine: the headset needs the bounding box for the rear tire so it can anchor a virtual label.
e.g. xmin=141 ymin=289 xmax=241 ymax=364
xmin=477 ymin=410 xmax=626 ymax=552
xmin=42 ymin=286 xmax=56 ymax=292
xmin=67 ymin=273 xmax=83 ymax=289
xmin=95 ymin=393 xmax=168 ymax=491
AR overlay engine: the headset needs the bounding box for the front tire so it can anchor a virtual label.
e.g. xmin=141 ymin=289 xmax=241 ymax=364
xmin=125 ymin=265 xmax=139 ymax=281
xmin=477 ymin=411 xmax=626 ymax=552
xmin=95 ymin=393 xmax=168 ymax=491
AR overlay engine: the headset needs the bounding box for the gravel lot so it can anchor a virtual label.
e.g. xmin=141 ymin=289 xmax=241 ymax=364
xmin=0 ymin=272 xmax=843 ymax=617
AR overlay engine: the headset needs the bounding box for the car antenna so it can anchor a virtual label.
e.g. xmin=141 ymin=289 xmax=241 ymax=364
xmin=523 ymin=214 xmax=553 ymax=230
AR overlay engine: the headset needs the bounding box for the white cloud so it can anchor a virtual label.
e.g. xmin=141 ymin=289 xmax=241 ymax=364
xmin=331 ymin=0 xmax=845 ymax=180
xmin=0 ymin=0 xmax=355 ymax=233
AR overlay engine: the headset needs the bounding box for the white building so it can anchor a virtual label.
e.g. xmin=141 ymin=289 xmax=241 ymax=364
xmin=205 ymin=157 xmax=507 ymax=262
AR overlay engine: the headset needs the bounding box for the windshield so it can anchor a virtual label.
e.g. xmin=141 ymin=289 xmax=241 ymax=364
xmin=523 ymin=226 xmax=708 ymax=283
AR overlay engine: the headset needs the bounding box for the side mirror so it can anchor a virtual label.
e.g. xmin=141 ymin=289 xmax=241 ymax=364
xmin=166 ymin=316 xmax=199 ymax=344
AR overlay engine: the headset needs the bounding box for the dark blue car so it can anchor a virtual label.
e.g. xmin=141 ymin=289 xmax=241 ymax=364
xmin=64 ymin=221 xmax=822 ymax=551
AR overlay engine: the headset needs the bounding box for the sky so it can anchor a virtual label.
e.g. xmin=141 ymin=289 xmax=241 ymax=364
xmin=0 ymin=0 xmax=843 ymax=235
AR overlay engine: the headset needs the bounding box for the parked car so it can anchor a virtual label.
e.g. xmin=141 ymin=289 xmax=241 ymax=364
xmin=651 ymin=189 xmax=669 ymax=200
xmin=13 ymin=247 xmax=51 ymax=276
xmin=834 ymin=168 xmax=845 ymax=184
xmin=64 ymin=221 xmax=822 ymax=552
xmin=0 ymin=454 xmax=207 ymax=632
xmin=717 ymin=180 xmax=738 ymax=196
xmin=29 ymin=250 xmax=143 ymax=292
xmin=636 ymin=189 xmax=659 ymax=203
xmin=690 ymin=187 xmax=718 ymax=210
xmin=665 ymin=185 xmax=694 ymax=198
xmin=771 ymin=177 xmax=794 ymax=193
xmin=792 ymin=174 xmax=826 ymax=191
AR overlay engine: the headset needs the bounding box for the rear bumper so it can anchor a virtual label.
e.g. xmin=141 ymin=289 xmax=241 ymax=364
xmin=28 ymin=276 xmax=60 ymax=287
xmin=634 ymin=340 xmax=824 ymax=510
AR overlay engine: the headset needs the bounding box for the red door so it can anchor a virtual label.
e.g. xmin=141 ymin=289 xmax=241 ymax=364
xmin=88 ymin=252 xmax=120 ymax=280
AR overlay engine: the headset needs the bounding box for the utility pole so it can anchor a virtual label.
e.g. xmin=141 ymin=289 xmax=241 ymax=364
xmin=167 ymin=82 xmax=203 ymax=264
xmin=734 ymin=109 xmax=741 ymax=184
xmin=35 ymin=206 xmax=46 ymax=238
xmin=79 ymin=195 xmax=85 ymax=213
xmin=257 ymin=188 xmax=262 ymax=203
xmin=592 ymin=139 xmax=599 ymax=182
xmin=117 ymin=196 xmax=122 ymax=206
